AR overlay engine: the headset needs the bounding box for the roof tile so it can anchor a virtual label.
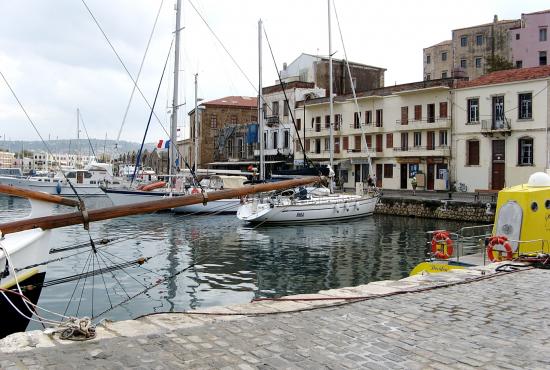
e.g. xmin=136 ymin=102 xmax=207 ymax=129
xmin=456 ymin=65 xmax=550 ymax=88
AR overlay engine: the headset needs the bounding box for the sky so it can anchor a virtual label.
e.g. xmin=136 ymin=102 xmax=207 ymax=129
xmin=0 ymin=0 xmax=548 ymax=145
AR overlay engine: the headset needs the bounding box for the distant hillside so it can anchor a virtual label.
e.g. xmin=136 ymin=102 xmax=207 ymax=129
xmin=0 ymin=139 xmax=156 ymax=158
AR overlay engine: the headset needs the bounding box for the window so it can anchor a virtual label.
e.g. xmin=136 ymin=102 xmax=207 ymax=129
xmin=426 ymin=54 xmax=431 ymax=64
xmin=441 ymin=52 xmax=447 ymax=61
xmin=284 ymin=131 xmax=289 ymax=149
xmin=354 ymin=135 xmax=362 ymax=151
xmin=401 ymin=133 xmax=408 ymax=151
xmin=324 ymin=138 xmax=330 ymax=151
xmin=376 ymin=109 xmax=383 ymax=127
xmin=283 ymin=101 xmax=289 ymax=116
xmin=518 ymin=93 xmax=532 ymax=119
xmin=264 ymin=133 xmax=267 ymax=149
xmin=441 ymin=71 xmax=448 ymax=79
xmin=334 ymin=114 xmax=341 ymax=130
xmin=426 ymin=74 xmax=431 ymax=81
xmin=475 ymin=57 xmax=482 ymax=68
xmin=516 ymin=33 xmax=520 ymax=40
xmin=272 ymin=101 xmax=279 ymax=116
xmin=427 ymin=104 xmax=435 ymax=123
xmin=366 ymin=135 xmax=372 ymax=149
xmin=315 ymin=116 xmax=321 ymax=132
xmin=460 ymin=59 xmax=467 ymax=68
xmin=315 ymin=139 xmax=321 ymax=154
xmin=325 ymin=115 xmax=330 ymax=129
xmin=427 ymin=131 xmax=435 ymax=150
xmin=343 ymin=136 xmax=349 ymax=151
xmin=334 ymin=137 xmax=340 ymax=153
xmin=376 ymin=134 xmax=383 ymax=152
xmin=237 ymin=138 xmax=244 ymax=157
xmin=467 ymin=140 xmax=480 ymax=166
xmin=210 ymin=114 xmax=218 ymax=128
xmin=439 ymin=102 xmax=448 ymax=118
xmin=460 ymin=36 xmax=468 ymax=47
xmin=296 ymin=118 xmax=301 ymax=131
xmin=540 ymin=28 xmax=547 ymax=42
xmin=439 ymin=130 xmax=448 ymax=146
xmin=518 ymin=137 xmax=534 ymax=165
xmin=227 ymin=139 xmax=233 ymax=157
xmin=467 ymin=98 xmax=479 ymax=123
xmin=305 ymin=139 xmax=310 ymax=152
xmin=386 ymin=133 xmax=393 ymax=148
xmin=516 ymin=60 xmax=523 ymax=68
xmin=414 ymin=132 xmax=422 ymax=147
xmin=400 ymin=106 xmax=408 ymax=125
xmin=540 ymin=51 xmax=547 ymax=66
xmin=384 ymin=164 xmax=393 ymax=178
xmin=409 ymin=164 xmax=419 ymax=178
xmin=230 ymin=115 xmax=237 ymax=124
xmin=354 ymin=112 xmax=361 ymax=129
xmin=263 ymin=103 xmax=267 ymax=118
xmin=414 ymin=105 xmax=422 ymax=121
xmin=366 ymin=110 xmax=373 ymax=124
xmin=476 ymin=34 xmax=483 ymax=46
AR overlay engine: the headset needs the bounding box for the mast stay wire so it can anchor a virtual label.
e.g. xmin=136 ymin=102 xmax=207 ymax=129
xmin=78 ymin=110 xmax=97 ymax=159
xmin=115 ymin=0 xmax=165 ymax=147
xmin=80 ymin=0 xmax=199 ymax=184
xmin=333 ymin=0 xmax=372 ymax=172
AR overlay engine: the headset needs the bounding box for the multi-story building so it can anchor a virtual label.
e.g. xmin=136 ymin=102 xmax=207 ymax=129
xmin=32 ymin=152 xmax=96 ymax=171
xmin=423 ymin=40 xmax=452 ymax=80
xmin=186 ymin=96 xmax=257 ymax=169
xmin=279 ymin=53 xmax=385 ymax=94
xmin=452 ymin=65 xmax=550 ymax=191
xmin=0 ymin=151 xmax=15 ymax=168
xmin=261 ymin=81 xmax=325 ymax=167
xmin=424 ymin=16 xmax=521 ymax=80
xmin=295 ymin=78 xmax=456 ymax=191
xmin=510 ymin=10 xmax=550 ymax=68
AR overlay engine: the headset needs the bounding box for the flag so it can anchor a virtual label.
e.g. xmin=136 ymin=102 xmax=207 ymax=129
xmin=164 ymin=140 xmax=170 ymax=149
xmin=157 ymin=139 xmax=164 ymax=149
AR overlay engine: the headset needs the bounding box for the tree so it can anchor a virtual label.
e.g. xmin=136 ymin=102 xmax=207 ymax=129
xmin=486 ymin=55 xmax=514 ymax=73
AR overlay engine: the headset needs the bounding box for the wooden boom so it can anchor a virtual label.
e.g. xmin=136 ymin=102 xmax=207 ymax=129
xmin=0 ymin=184 xmax=80 ymax=207
xmin=0 ymin=176 xmax=322 ymax=235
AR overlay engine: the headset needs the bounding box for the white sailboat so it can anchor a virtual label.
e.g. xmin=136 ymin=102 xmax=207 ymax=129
xmin=237 ymin=2 xmax=380 ymax=224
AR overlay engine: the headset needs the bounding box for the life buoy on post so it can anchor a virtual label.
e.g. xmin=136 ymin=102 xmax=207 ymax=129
xmin=431 ymin=230 xmax=454 ymax=259
xmin=487 ymin=235 xmax=514 ymax=262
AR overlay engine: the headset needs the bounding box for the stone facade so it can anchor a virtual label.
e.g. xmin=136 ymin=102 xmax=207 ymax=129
xmin=423 ymin=40 xmax=452 ymax=80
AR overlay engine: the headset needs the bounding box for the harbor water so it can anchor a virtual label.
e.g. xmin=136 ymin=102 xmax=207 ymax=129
xmin=0 ymin=195 xmax=479 ymax=331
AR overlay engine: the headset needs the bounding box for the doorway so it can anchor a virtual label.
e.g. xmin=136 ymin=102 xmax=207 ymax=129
xmin=376 ymin=164 xmax=383 ymax=187
xmin=427 ymin=164 xmax=435 ymax=190
xmin=491 ymin=140 xmax=505 ymax=190
xmin=400 ymin=164 xmax=408 ymax=189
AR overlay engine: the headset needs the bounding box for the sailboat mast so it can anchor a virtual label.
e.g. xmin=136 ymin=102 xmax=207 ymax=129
xmin=170 ymin=0 xmax=182 ymax=178
xmin=194 ymin=73 xmax=199 ymax=171
xmin=328 ymin=0 xmax=334 ymax=191
xmin=258 ymin=19 xmax=265 ymax=181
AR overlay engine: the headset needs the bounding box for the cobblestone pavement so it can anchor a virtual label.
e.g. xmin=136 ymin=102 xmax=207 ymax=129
xmin=2 ymin=269 xmax=550 ymax=369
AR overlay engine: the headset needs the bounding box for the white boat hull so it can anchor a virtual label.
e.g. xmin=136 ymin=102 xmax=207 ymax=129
xmin=104 ymin=188 xmax=177 ymax=206
xmin=172 ymin=198 xmax=242 ymax=215
xmin=237 ymin=194 xmax=379 ymax=224
xmin=0 ymin=176 xmax=106 ymax=197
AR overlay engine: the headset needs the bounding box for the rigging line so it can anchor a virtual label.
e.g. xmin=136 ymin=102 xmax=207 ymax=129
xmin=76 ymin=250 xmax=94 ymax=317
xmin=63 ymin=250 xmax=93 ymax=317
xmin=0 ymin=70 xmax=84 ymax=200
xmin=333 ymin=0 xmax=371 ymax=166
xmin=93 ymin=250 xmax=114 ymax=310
xmin=116 ymin=0 xmax=165 ymax=145
xmin=262 ymin=27 xmax=313 ymax=169
xmin=77 ymin=110 xmax=97 ymax=159
xmin=99 ymin=249 xmax=161 ymax=279
xmin=95 ymin=251 xmax=132 ymax=300
xmin=131 ymin=38 xmax=174 ymax=186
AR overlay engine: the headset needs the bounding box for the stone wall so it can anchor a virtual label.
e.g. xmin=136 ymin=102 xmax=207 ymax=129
xmin=375 ymin=197 xmax=495 ymax=223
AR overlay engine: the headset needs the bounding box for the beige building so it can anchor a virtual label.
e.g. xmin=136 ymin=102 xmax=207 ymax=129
xmin=424 ymin=16 xmax=521 ymax=81
xmin=0 ymin=151 xmax=15 ymax=168
xmin=452 ymin=65 xmax=550 ymax=191
xmin=295 ymin=79 xmax=455 ymax=191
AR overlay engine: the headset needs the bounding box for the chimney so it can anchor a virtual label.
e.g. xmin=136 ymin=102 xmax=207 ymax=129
xmin=283 ymin=62 xmax=287 ymax=71
xmin=493 ymin=14 xmax=498 ymax=23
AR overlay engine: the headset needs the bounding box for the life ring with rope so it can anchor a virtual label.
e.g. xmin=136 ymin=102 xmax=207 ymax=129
xmin=486 ymin=235 xmax=514 ymax=262
xmin=191 ymin=187 xmax=200 ymax=195
xmin=431 ymin=230 xmax=454 ymax=259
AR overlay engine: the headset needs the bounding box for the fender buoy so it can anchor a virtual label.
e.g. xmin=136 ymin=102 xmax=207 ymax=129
xmin=431 ymin=230 xmax=453 ymax=259
xmin=487 ymin=235 xmax=514 ymax=262
xmin=191 ymin=187 xmax=200 ymax=194
xmin=140 ymin=181 xmax=166 ymax=191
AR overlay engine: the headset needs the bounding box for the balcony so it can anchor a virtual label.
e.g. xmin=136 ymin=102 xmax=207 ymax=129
xmin=265 ymin=115 xmax=280 ymax=126
xmin=348 ymin=122 xmax=384 ymax=133
xmin=394 ymin=117 xmax=450 ymax=131
xmin=481 ymin=118 xmax=511 ymax=137
xmin=393 ymin=145 xmax=451 ymax=157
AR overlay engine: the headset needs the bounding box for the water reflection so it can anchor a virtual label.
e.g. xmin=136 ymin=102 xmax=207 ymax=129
xmin=0 ymin=195 xmax=478 ymax=329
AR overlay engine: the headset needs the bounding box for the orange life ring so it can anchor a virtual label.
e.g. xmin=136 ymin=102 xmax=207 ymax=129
xmin=191 ymin=187 xmax=200 ymax=194
xmin=431 ymin=230 xmax=454 ymax=259
xmin=487 ymin=235 xmax=514 ymax=262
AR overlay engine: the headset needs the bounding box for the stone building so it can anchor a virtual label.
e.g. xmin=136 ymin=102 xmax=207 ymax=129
xmin=424 ymin=16 xmax=521 ymax=80
xmin=0 ymin=150 xmax=15 ymax=168
xmin=187 ymin=96 xmax=257 ymax=169
xmin=279 ymin=53 xmax=385 ymax=94
xmin=510 ymin=9 xmax=550 ymax=68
